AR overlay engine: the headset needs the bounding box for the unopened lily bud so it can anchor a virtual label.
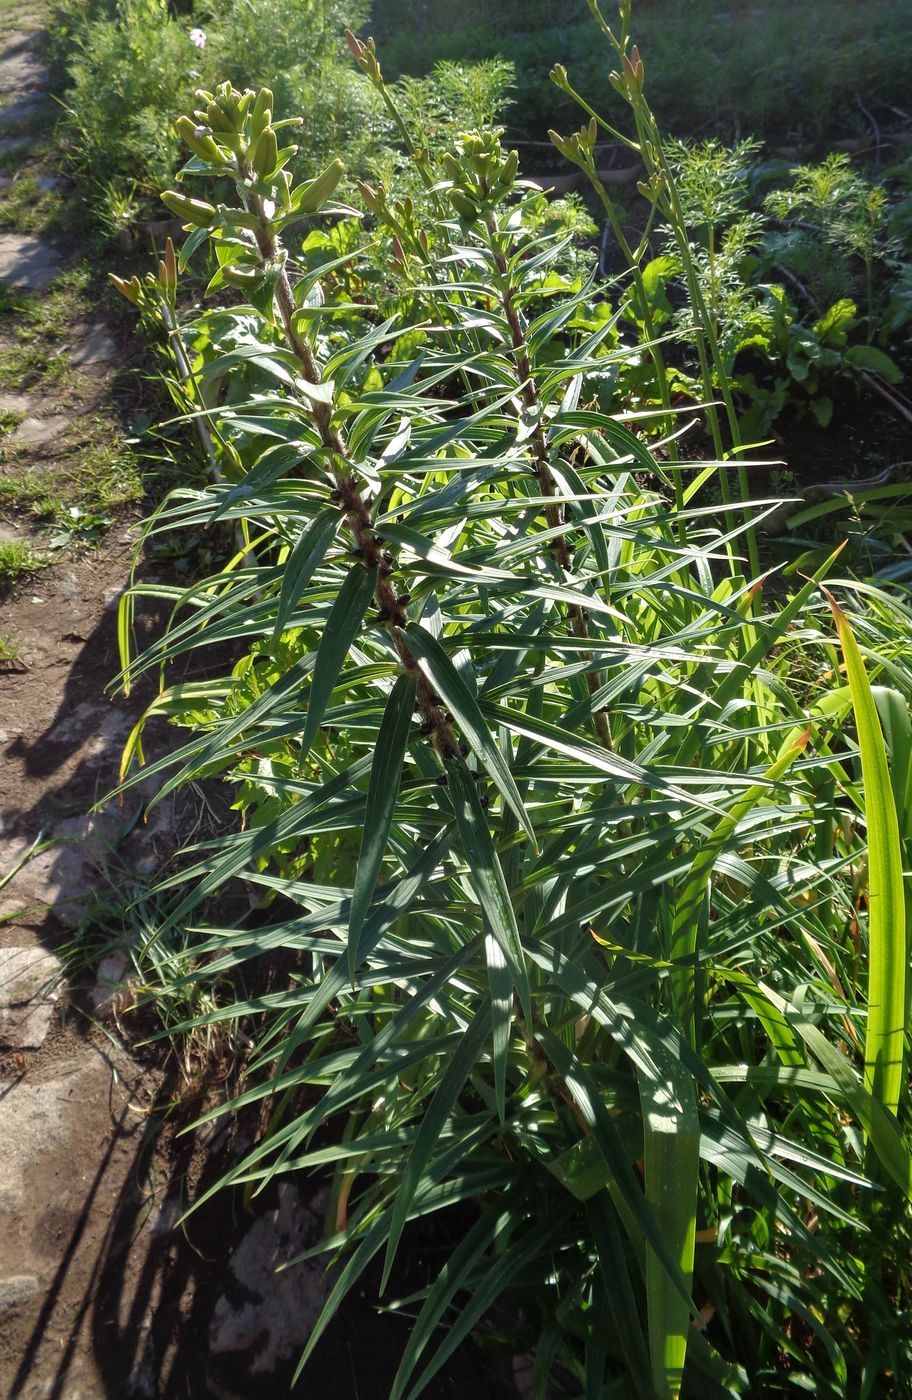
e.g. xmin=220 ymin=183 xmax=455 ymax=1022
xmin=160 ymin=190 xmax=217 ymax=226
xmin=550 ymin=63 xmax=570 ymax=91
xmin=623 ymin=45 xmax=644 ymax=93
xmin=345 ymin=28 xmax=382 ymax=82
xmin=109 ymin=273 xmax=142 ymax=305
xmin=163 ymin=237 xmax=178 ymax=296
xmin=357 ymin=179 xmax=386 ymax=215
xmin=249 ymin=87 xmax=273 ymax=141
xmin=296 ymin=158 xmax=344 ymax=214
xmin=174 ymin=114 xmax=223 ymax=163
xmin=549 ymin=128 xmax=572 ymax=159
xmin=449 ymin=189 xmax=480 ymax=220
xmin=608 ymin=69 xmax=628 ymax=98
xmin=206 ymin=100 xmax=235 ymax=135
xmin=250 ymin=126 xmax=278 ymax=178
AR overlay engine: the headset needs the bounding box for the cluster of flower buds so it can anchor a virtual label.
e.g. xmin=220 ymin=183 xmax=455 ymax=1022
xmin=154 ymin=84 xmax=345 ymax=296
xmin=169 ymin=81 xmax=301 ymax=186
xmin=548 ymin=118 xmax=599 ymax=172
xmin=344 ymin=29 xmax=383 ymax=88
xmin=110 ymin=239 xmax=178 ymax=310
xmin=608 ymin=45 xmax=645 ymax=102
xmin=440 ymin=131 xmax=519 ymax=221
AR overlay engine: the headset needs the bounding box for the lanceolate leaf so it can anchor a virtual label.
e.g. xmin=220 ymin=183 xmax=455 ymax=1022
xmin=380 ymin=1007 xmax=492 ymax=1293
xmin=301 ymin=563 xmax=378 ymax=756
xmin=348 ymin=672 xmax=417 ymax=972
xmin=406 ymin=622 xmax=536 ymax=844
xmin=637 ymin=1050 xmax=700 ymax=1400
xmin=273 ymin=507 xmax=339 ymax=641
xmin=445 ymin=752 xmax=531 ymax=1113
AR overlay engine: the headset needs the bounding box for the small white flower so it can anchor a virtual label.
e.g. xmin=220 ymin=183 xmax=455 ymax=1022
xmin=189 ymin=27 xmax=207 ymax=48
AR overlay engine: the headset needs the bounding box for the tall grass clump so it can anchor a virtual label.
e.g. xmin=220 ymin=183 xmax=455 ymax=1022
xmin=113 ymin=6 xmax=912 ymax=1394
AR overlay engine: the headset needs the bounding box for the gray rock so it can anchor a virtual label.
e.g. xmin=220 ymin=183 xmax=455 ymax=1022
xmin=0 ymin=95 xmax=46 ymax=126
xmin=209 ymin=1184 xmax=331 ymax=1381
xmin=0 ymin=1274 xmax=39 ymax=1318
xmin=0 ymin=1060 xmax=87 ymax=1212
xmin=0 ymin=945 xmax=62 ymax=1049
xmin=10 ymin=414 xmax=68 ymax=447
xmin=0 ymin=36 xmax=48 ymax=94
xmin=0 ymin=391 xmax=32 ymax=416
xmin=70 ymin=323 xmax=118 ymax=369
xmin=0 ymin=233 xmax=60 ymax=290
xmin=90 ymin=950 xmax=131 ymax=1014
xmin=0 ymin=136 xmax=30 ymax=157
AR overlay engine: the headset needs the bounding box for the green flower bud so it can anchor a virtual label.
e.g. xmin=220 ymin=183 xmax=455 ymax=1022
xmin=160 ymin=190 xmax=217 ymax=226
xmin=174 ymin=114 xmax=223 ymax=164
xmin=250 ymin=126 xmax=278 ymax=179
xmin=295 ymin=158 xmax=344 ymax=214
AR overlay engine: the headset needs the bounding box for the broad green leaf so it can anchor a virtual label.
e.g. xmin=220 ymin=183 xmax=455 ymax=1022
xmin=827 ymin=594 xmax=906 ymax=1118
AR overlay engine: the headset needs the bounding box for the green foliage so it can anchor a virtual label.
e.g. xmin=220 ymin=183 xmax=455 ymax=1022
xmin=48 ymin=0 xmax=378 ymax=218
xmin=0 ymin=539 xmax=40 ymax=587
xmin=373 ymin=0 xmax=912 ymax=148
xmin=113 ymin=19 xmax=912 ymax=1392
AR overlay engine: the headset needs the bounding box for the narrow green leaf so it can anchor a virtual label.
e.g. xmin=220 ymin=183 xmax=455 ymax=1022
xmin=348 ymin=672 xmax=417 ymax=973
xmin=273 ymin=508 xmax=339 ymax=641
xmin=301 ymin=564 xmax=377 ymax=756
xmin=445 ymin=752 xmax=530 ymax=1113
xmin=638 ymin=1050 xmax=700 ymax=1400
xmin=380 ymin=1007 xmax=492 ymax=1293
xmin=405 ymin=623 xmax=536 ymax=845
xmin=670 ymin=731 xmax=810 ymax=1041
xmin=759 ymin=981 xmax=912 ymax=1199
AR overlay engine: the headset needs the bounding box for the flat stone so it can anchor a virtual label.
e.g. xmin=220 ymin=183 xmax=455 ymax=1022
xmin=0 ymin=36 xmax=48 ymax=93
xmin=0 ymin=944 xmax=61 ymax=1048
xmin=0 ymin=136 xmax=30 ymax=157
xmin=0 ymin=391 xmax=32 ymax=415
xmin=10 ymin=414 xmax=68 ymax=446
xmin=0 ymin=232 xmax=60 ymax=289
xmin=208 ymin=1184 xmax=331 ymax=1384
xmin=0 ymin=1064 xmax=83 ymax=1214
xmin=70 ymin=323 xmax=118 ymax=368
xmin=90 ymin=951 xmax=131 ymax=1014
xmin=0 ymin=95 xmax=46 ymax=126
xmin=0 ymin=1274 xmax=39 ymax=1319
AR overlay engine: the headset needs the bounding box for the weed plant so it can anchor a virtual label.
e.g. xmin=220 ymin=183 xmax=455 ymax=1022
xmin=112 ymin=7 xmax=912 ymax=1397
